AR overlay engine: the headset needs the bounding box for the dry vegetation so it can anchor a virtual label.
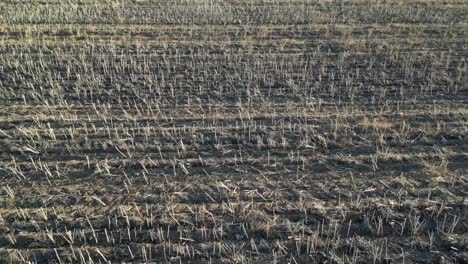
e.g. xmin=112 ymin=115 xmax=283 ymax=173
xmin=0 ymin=0 xmax=467 ymax=263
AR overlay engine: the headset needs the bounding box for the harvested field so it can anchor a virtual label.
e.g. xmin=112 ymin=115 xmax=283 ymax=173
xmin=0 ymin=0 xmax=467 ymax=263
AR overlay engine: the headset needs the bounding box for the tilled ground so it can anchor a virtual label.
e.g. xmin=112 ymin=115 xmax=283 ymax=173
xmin=0 ymin=0 xmax=467 ymax=263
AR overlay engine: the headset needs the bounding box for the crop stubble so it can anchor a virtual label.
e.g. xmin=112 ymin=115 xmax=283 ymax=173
xmin=0 ymin=0 xmax=467 ymax=263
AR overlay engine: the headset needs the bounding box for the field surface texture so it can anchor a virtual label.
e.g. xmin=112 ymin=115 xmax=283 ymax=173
xmin=0 ymin=0 xmax=467 ymax=263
